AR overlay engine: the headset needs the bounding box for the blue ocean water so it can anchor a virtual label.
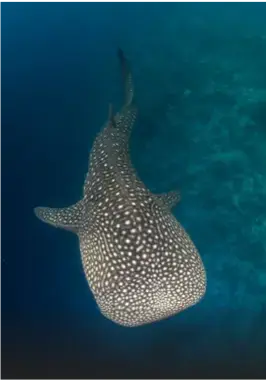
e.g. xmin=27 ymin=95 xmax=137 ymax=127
xmin=1 ymin=2 xmax=266 ymax=378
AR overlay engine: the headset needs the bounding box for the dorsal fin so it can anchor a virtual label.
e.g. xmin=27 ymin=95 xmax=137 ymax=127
xmin=155 ymin=191 xmax=181 ymax=210
xmin=34 ymin=199 xmax=84 ymax=233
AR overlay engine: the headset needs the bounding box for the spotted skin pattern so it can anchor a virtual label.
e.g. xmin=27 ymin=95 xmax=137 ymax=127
xmin=34 ymin=49 xmax=206 ymax=327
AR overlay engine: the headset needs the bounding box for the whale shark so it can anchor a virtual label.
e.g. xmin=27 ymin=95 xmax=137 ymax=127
xmin=34 ymin=49 xmax=206 ymax=327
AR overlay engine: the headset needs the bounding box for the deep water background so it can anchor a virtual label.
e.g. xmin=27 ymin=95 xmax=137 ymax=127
xmin=1 ymin=2 xmax=266 ymax=379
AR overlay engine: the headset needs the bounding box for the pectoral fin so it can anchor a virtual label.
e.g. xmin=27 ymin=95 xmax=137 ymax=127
xmin=34 ymin=199 xmax=84 ymax=233
xmin=155 ymin=191 xmax=181 ymax=209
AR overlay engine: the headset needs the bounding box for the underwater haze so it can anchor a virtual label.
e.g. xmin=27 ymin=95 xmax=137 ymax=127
xmin=1 ymin=2 xmax=266 ymax=379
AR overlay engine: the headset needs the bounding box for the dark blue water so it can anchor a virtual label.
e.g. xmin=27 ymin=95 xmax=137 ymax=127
xmin=2 ymin=2 xmax=266 ymax=379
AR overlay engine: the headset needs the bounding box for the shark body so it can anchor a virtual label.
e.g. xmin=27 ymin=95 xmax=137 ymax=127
xmin=34 ymin=49 xmax=206 ymax=327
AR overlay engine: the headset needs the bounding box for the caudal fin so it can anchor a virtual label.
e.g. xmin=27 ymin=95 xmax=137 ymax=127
xmin=117 ymin=48 xmax=134 ymax=107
